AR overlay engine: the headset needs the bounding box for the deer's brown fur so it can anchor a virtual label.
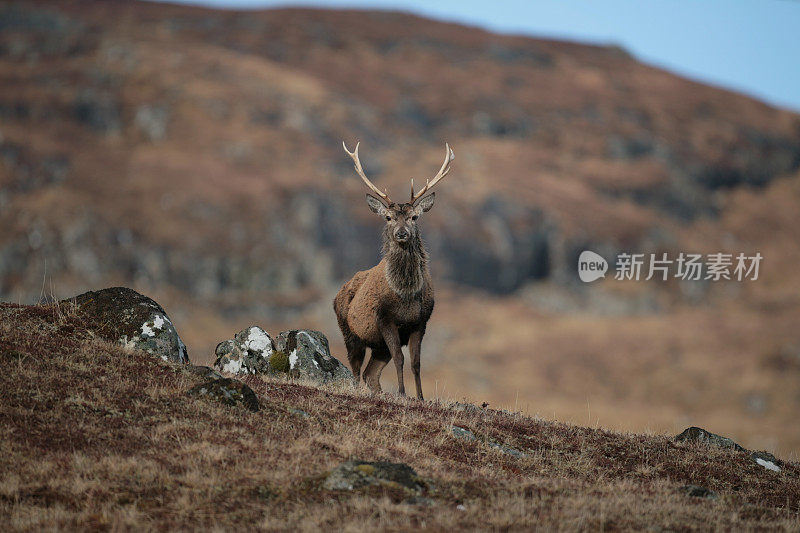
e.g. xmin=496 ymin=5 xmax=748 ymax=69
xmin=333 ymin=142 xmax=453 ymax=398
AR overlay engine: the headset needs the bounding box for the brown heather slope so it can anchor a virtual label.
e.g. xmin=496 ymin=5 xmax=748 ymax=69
xmin=2 ymin=304 xmax=800 ymax=530
xmin=2 ymin=1 xmax=800 ymax=455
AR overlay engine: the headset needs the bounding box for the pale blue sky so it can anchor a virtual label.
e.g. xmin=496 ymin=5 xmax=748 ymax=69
xmin=154 ymin=0 xmax=800 ymax=112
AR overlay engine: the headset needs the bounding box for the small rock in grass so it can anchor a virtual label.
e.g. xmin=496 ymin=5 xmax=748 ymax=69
xmin=451 ymin=426 xmax=477 ymax=441
xmin=322 ymin=460 xmax=423 ymax=492
xmin=674 ymin=426 xmax=745 ymax=451
xmin=188 ymin=378 xmax=260 ymax=412
xmin=751 ymin=451 xmax=781 ymax=472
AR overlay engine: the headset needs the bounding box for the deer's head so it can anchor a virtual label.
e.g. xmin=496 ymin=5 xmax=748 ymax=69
xmin=342 ymin=141 xmax=454 ymax=247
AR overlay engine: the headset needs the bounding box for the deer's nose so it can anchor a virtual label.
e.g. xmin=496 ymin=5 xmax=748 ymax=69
xmin=395 ymin=229 xmax=409 ymax=240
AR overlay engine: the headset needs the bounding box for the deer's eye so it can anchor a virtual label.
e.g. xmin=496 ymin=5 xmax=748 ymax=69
xmin=385 ymin=215 xmax=392 ymax=221
xmin=412 ymin=215 xmax=418 ymax=221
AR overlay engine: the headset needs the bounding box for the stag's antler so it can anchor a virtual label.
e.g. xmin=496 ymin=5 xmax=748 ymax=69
xmin=410 ymin=143 xmax=454 ymax=204
xmin=342 ymin=141 xmax=392 ymax=205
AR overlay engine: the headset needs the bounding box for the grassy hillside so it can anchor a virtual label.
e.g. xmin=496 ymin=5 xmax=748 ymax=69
xmin=2 ymin=0 xmax=800 ymax=469
xmin=2 ymin=303 xmax=799 ymax=530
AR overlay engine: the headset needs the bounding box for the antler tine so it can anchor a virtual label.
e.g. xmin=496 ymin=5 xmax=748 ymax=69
xmin=411 ymin=142 xmax=454 ymax=204
xmin=342 ymin=141 xmax=391 ymax=205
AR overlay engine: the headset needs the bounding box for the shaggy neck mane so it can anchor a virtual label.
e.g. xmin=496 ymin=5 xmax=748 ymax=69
xmin=382 ymin=229 xmax=428 ymax=299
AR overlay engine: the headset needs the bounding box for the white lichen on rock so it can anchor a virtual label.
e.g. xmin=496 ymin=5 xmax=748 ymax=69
xmin=755 ymin=458 xmax=781 ymax=472
xmin=222 ymin=357 xmax=245 ymax=375
xmin=140 ymin=314 xmax=166 ymax=337
xmin=245 ymin=326 xmax=272 ymax=353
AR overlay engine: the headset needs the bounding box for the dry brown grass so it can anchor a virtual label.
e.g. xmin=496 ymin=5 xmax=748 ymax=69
xmin=1 ymin=303 xmax=799 ymax=531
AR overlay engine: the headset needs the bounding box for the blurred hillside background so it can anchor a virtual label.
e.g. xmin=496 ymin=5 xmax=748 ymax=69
xmin=2 ymin=0 xmax=800 ymax=455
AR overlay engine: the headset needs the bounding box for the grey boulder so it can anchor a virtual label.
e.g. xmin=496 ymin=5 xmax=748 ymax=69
xmin=322 ymin=460 xmax=423 ymax=492
xmin=188 ymin=378 xmax=260 ymax=412
xmin=276 ymin=329 xmax=353 ymax=384
xmin=213 ymin=326 xmax=275 ymax=375
xmin=65 ymin=287 xmax=189 ymax=364
xmin=674 ymin=426 xmax=745 ymax=451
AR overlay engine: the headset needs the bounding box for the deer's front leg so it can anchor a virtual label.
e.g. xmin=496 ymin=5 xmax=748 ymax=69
xmin=379 ymin=322 xmax=405 ymax=396
xmin=408 ymin=330 xmax=424 ymax=400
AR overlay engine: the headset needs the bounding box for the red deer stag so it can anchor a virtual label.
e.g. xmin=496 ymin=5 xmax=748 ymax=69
xmin=333 ymin=141 xmax=454 ymax=399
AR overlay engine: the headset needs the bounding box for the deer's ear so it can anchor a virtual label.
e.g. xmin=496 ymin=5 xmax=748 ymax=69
xmin=366 ymin=194 xmax=386 ymax=215
xmin=416 ymin=192 xmax=435 ymax=213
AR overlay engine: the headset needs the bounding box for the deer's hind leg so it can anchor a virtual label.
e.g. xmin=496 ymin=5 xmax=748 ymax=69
xmin=345 ymin=336 xmax=366 ymax=383
xmin=362 ymin=344 xmax=391 ymax=393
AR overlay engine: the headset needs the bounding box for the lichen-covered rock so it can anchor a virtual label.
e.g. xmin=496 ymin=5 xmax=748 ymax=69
xmin=188 ymin=378 xmax=259 ymax=412
xmin=64 ymin=287 xmax=189 ymax=364
xmin=213 ymin=326 xmax=275 ymax=375
xmin=675 ymin=427 xmax=783 ymax=472
xmin=451 ymin=426 xmax=477 ymax=441
xmin=276 ymin=329 xmax=353 ymax=384
xmin=288 ymin=407 xmax=311 ymax=419
xmin=751 ymin=451 xmax=781 ymax=472
xmin=674 ymin=427 xmax=745 ymax=451
xmin=213 ymin=327 xmax=352 ymax=384
xmin=322 ymin=461 xmax=423 ymax=492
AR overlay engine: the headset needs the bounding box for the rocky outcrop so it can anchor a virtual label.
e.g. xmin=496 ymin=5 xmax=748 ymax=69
xmin=276 ymin=329 xmax=353 ymax=384
xmin=188 ymin=377 xmax=260 ymax=412
xmin=675 ymin=426 xmax=745 ymax=451
xmin=213 ymin=326 xmax=275 ymax=375
xmin=214 ymin=326 xmax=353 ymax=385
xmin=675 ymin=426 xmax=782 ymax=472
xmin=64 ymin=287 xmax=189 ymax=364
xmin=322 ymin=460 xmax=423 ymax=492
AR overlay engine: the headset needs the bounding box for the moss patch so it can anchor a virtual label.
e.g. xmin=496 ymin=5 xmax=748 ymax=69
xmin=355 ymin=464 xmax=376 ymax=476
xmin=269 ymin=350 xmax=290 ymax=373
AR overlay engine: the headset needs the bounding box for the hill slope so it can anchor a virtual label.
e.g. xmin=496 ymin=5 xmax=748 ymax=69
xmin=2 ymin=304 xmax=799 ymax=530
xmin=2 ymin=1 xmax=800 ymax=457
